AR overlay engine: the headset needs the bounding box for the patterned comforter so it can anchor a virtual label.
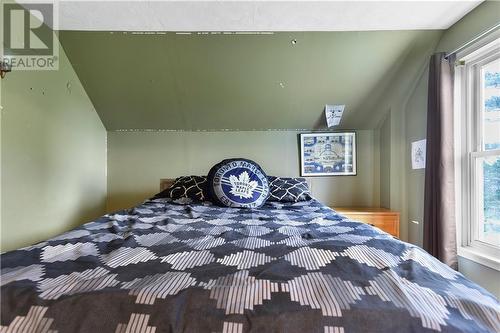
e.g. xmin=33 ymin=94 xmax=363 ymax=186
xmin=1 ymin=198 xmax=499 ymax=333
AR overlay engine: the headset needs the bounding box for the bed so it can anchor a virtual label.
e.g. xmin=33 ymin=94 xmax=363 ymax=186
xmin=1 ymin=181 xmax=499 ymax=333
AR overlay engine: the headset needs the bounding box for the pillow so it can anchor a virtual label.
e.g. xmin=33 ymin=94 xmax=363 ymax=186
xmin=267 ymin=176 xmax=312 ymax=202
xmin=153 ymin=176 xmax=207 ymax=201
xmin=207 ymin=158 xmax=270 ymax=208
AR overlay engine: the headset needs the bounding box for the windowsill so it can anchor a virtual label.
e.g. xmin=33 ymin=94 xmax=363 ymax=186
xmin=458 ymin=246 xmax=500 ymax=271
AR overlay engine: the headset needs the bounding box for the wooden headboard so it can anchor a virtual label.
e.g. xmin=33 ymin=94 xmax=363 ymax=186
xmin=160 ymin=178 xmax=175 ymax=191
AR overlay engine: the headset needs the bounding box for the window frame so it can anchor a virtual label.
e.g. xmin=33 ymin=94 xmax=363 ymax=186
xmin=455 ymin=34 xmax=500 ymax=271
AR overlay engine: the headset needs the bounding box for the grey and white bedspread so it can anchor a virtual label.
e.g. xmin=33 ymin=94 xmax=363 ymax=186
xmin=1 ymin=198 xmax=499 ymax=333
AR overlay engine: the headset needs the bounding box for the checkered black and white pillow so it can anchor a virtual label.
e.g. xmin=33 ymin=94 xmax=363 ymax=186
xmin=154 ymin=176 xmax=208 ymax=201
xmin=267 ymin=176 xmax=312 ymax=202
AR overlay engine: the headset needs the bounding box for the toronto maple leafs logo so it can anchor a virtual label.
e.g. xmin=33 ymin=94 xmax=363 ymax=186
xmin=212 ymin=160 xmax=269 ymax=207
xmin=229 ymin=171 xmax=258 ymax=199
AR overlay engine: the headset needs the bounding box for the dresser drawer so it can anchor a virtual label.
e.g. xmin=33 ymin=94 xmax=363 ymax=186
xmin=334 ymin=208 xmax=400 ymax=238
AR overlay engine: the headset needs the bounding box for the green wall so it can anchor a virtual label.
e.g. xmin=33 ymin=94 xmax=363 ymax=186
xmin=379 ymin=113 xmax=391 ymax=209
xmin=59 ymin=30 xmax=440 ymax=131
xmin=0 ymin=31 xmax=107 ymax=252
xmin=107 ymin=130 xmax=379 ymax=212
xmin=378 ymin=1 xmax=500 ymax=296
xmin=372 ymin=30 xmax=443 ymax=242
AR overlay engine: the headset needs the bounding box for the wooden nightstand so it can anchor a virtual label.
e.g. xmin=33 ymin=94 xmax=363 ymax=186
xmin=334 ymin=207 xmax=400 ymax=238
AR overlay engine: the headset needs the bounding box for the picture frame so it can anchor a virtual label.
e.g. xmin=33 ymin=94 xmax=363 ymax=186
xmin=299 ymin=132 xmax=357 ymax=176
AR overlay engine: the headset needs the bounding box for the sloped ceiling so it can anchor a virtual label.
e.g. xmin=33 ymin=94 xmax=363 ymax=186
xmin=60 ymin=30 xmax=442 ymax=130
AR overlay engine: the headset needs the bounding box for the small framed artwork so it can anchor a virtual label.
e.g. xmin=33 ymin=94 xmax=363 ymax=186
xmin=299 ymin=132 xmax=357 ymax=176
xmin=411 ymin=139 xmax=426 ymax=169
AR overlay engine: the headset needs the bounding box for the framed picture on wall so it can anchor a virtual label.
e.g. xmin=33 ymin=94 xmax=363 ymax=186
xmin=299 ymin=132 xmax=357 ymax=176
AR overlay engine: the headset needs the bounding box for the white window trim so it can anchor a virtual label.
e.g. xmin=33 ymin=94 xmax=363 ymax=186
xmin=454 ymin=32 xmax=500 ymax=271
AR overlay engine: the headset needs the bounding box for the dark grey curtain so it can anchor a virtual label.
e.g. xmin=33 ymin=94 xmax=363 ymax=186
xmin=423 ymin=52 xmax=457 ymax=269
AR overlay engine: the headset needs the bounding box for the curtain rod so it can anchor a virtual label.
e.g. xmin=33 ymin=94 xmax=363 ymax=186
xmin=445 ymin=22 xmax=500 ymax=59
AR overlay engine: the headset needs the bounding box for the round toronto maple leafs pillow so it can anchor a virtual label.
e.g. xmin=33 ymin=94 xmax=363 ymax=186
xmin=207 ymin=158 xmax=270 ymax=208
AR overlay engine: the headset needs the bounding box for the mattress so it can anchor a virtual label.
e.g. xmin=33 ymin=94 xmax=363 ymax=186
xmin=1 ymin=198 xmax=499 ymax=333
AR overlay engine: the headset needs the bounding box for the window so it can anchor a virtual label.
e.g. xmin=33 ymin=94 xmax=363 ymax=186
xmin=455 ymin=36 xmax=500 ymax=270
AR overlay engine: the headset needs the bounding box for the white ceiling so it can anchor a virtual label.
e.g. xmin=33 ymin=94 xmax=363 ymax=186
xmin=57 ymin=0 xmax=482 ymax=32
